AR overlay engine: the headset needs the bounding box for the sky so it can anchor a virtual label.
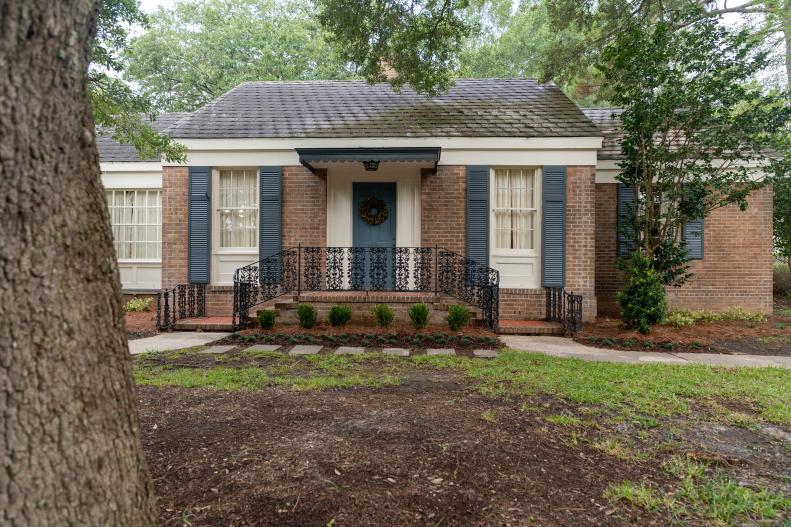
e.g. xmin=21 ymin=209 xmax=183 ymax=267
xmin=138 ymin=0 xmax=175 ymax=12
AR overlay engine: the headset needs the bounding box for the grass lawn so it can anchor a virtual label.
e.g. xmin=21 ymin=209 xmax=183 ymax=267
xmin=134 ymin=349 xmax=790 ymax=526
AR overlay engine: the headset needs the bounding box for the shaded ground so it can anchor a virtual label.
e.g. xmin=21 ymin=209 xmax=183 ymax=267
xmin=138 ymin=381 xmax=666 ymax=527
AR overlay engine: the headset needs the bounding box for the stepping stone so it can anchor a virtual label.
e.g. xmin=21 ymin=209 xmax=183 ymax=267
xmin=334 ymin=346 xmax=364 ymax=355
xmin=198 ymin=345 xmax=236 ymax=354
xmin=289 ymin=345 xmax=322 ymax=356
xmin=473 ymin=349 xmax=498 ymax=358
xmin=382 ymin=347 xmax=410 ymax=357
xmin=244 ymin=344 xmax=281 ymax=352
xmin=426 ymin=348 xmax=456 ymax=356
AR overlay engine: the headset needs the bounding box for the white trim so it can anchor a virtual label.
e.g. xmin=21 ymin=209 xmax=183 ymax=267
xmin=100 ymin=162 xmax=162 ymax=173
xmin=594 ymin=159 xmax=771 ymax=184
xmin=102 ymin=172 xmax=162 ymax=189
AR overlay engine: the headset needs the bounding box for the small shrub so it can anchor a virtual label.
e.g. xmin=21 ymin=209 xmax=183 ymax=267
xmin=296 ymin=304 xmax=318 ymax=329
xmin=599 ymin=337 xmax=615 ymax=347
xmin=257 ymin=309 xmax=276 ymax=330
xmin=371 ymin=304 xmax=395 ymax=327
xmin=447 ymin=305 xmax=470 ymax=331
xmin=662 ymin=341 xmax=677 ymax=350
xmin=618 ymin=252 xmax=667 ymax=334
xmin=408 ymin=303 xmax=430 ymax=330
xmin=124 ymin=297 xmax=153 ymax=312
xmin=665 ymin=310 xmax=696 ymax=328
xmin=328 ymin=305 xmax=352 ymax=327
xmin=622 ymin=338 xmax=636 ymax=348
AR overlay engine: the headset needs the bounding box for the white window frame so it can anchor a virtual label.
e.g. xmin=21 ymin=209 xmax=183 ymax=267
xmin=211 ymin=167 xmax=259 ymax=285
xmin=105 ymin=188 xmax=162 ymax=263
xmin=490 ymin=167 xmax=541 ymax=258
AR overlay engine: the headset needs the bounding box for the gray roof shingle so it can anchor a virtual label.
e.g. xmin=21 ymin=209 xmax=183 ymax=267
xmin=581 ymin=107 xmax=625 ymax=160
xmin=96 ymin=112 xmax=190 ymax=162
xmin=168 ymin=79 xmax=601 ymax=139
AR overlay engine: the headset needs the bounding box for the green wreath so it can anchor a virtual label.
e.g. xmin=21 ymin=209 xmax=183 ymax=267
xmin=359 ymin=196 xmax=389 ymax=226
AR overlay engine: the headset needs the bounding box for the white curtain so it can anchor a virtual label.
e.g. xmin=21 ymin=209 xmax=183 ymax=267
xmin=106 ymin=189 xmax=162 ymax=260
xmin=218 ymin=169 xmax=258 ymax=248
xmin=494 ymin=169 xmax=535 ymax=250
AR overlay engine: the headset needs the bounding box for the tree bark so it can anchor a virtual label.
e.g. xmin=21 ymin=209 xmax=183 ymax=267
xmin=0 ymin=1 xmax=157 ymax=525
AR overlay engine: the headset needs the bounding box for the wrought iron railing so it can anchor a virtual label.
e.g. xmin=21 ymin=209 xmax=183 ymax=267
xmin=155 ymin=283 xmax=206 ymax=330
xmin=232 ymin=246 xmax=500 ymax=330
xmin=545 ymin=287 xmax=583 ymax=334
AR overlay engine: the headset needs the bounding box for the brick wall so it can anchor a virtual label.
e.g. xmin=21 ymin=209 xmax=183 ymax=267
xmin=421 ymin=166 xmax=466 ymax=255
xmin=282 ymin=166 xmax=327 ymax=248
xmin=161 ymin=166 xmax=189 ymax=289
xmin=565 ymin=166 xmax=597 ymax=320
xmin=595 ymin=183 xmax=773 ymax=315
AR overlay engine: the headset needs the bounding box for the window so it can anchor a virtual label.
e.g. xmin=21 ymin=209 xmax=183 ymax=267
xmin=106 ymin=189 xmax=161 ymax=260
xmin=217 ymin=168 xmax=258 ymax=248
xmin=494 ymin=168 xmax=537 ymax=250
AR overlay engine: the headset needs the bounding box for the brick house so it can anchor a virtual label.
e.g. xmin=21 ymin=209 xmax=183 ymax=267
xmin=98 ymin=79 xmax=773 ymax=329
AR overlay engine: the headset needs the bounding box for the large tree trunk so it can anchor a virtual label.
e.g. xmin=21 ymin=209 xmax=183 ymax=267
xmin=0 ymin=1 xmax=157 ymax=525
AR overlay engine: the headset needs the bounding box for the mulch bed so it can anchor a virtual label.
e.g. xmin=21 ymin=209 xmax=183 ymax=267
xmin=125 ymin=310 xmax=157 ymax=340
xmin=138 ymin=382 xmax=667 ymax=526
xmin=223 ymin=324 xmax=502 ymax=351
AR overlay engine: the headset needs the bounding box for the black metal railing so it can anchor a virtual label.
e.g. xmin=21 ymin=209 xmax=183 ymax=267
xmin=155 ymin=283 xmax=206 ymax=330
xmin=232 ymin=246 xmax=499 ymax=330
xmin=545 ymin=287 xmax=583 ymax=334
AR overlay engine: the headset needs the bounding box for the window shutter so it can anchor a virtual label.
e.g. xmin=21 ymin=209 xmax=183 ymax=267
xmin=259 ymin=166 xmax=282 ymax=259
xmin=617 ymin=183 xmax=637 ymax=258
xmin=188 ymin=166 xmax=211 ymax=283
xmin=683 ymin=218 xmax=704 ymax=259
xmin=541 ymin=166 xmax=566 ymax=287
xmin=466 ymin=166 xmax=490 ymax=265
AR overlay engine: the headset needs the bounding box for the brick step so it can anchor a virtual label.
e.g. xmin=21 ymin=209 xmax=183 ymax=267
xmin=173 ymin=317 xmax=234 ymax=331
xmin=497 ymin=320 xmax=564 ymax=335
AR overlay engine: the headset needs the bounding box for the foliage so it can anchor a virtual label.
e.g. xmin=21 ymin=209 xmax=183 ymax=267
xmin=257 ymin=309 xmax=276 ymax=330
xmin=664 ymin=310 xmax=696 ymax=328
xmin=125 ymin=0 xmax=354 ymax=112
xmin=446 ymin=305 xmax=470 ymax=331
xmin=328 ymin=305 xmax=353 ymax=327
xmin=296 ymin=304 xmax=318 ymax=329
xmin=773 ymin=263 xmax=791 ymax=296
xmin=124 ymin=297 xmax=153 ymax=312
xmin=665 ymin=308 xmax=766 ymax=328
xmin=371 ymin=304 xmax=395 ymax=328
xmin=91 ymin=0 xmax=185 ymax=162
xmin=618 ymin=252 xmax=667 ymax=334
xmin=315 ymin=0 xmax=474 ymax=95
xmin=604 ymin=481 xmax=663 ymax=512
xmin=408 ymin=303 xmax=430 ymax=330
xmin=601 ymin=15 xmax=790 ymax=284
xmin=772 ymin=172 xmax=791 ymax=266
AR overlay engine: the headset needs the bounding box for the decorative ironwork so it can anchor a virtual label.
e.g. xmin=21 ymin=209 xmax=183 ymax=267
xmin=155 ymin=283 xmax=207 ymax=330
xmin=232 ymin=246 xmax=500 ymax=330
xmin=545 ymin=287 xmax=583 ymax=334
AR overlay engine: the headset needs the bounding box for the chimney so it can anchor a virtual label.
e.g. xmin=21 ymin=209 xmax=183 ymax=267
xmin=379 ymin=59 xmax=397 ymax=81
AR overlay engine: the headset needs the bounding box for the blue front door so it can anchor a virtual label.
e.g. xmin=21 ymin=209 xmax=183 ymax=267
xmin=353 ymin=182 xmax=396 ymax=289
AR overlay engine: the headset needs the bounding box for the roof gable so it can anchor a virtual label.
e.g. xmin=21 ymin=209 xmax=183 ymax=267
xmin=96 ymin=112 xmax=190 ymax=162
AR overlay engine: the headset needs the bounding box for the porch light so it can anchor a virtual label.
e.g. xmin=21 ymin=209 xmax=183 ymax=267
xmin=362 ymin=160 xmax=380 ymax=171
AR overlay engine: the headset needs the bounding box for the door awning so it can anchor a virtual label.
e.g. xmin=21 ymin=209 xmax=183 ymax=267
xmin=296 ymin=147 xmax=441 ymax=173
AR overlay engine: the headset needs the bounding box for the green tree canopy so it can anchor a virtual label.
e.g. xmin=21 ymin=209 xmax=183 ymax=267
xmin=125 ymin=0 xmax=355 ymax=112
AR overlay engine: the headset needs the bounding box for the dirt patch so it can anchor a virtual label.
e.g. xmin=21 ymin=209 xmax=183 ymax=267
xmin=222 ymin=325 xmax=502 ymax=352
xmin=125 ymin=310 xmax=157 ymax=339
xmin=138 ymin=382 xmax=667 ymax=526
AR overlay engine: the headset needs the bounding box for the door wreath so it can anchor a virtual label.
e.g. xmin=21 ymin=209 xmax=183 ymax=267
xmin=359 ymin=196 xmax=389 ymax=226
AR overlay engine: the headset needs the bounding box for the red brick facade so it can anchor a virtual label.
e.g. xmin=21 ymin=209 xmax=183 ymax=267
xmin=594 ymin=183 xmax=773 ymax=315
xmin=161 ymin=166 xmax=188 ymax=289
xmin=421 ymin=166 xmax=466 ymax=255
xmin=282 ymin=167 xmax=327 ymax=248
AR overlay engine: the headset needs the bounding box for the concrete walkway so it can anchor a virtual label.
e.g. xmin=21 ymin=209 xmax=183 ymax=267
xmin=129 ymin=332 xmax=229 ymax=355
xmin=501 ymin=336 xmax=791 ymax=368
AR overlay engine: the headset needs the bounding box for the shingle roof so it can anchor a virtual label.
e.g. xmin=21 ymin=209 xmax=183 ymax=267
xmin=96 ymin=112 xmax=190 ymax=162
xmin=168 ymin=79 xmax=601 ymax=139
xmin=581 ymin=107 xmax=625 ymax=160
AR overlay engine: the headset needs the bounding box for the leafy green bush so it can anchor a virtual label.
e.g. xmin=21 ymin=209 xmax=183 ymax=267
xmin=773 ymin=263 xmax=791 ymax=296
xmin=664 ymin=307 xmax=765 ymax=328
xmin=328 ymin=305 xmax=352 ymax=327
xmin=257 ymin=309 xmax=276 ymax=329
xmin=618 ymin=252 xmax=667 ymax=334
xmin=447 ymin=305 xmax=470 ymax=331
xmin=665 ymin=310 xmax=696 ymax=328
xmin=408 ymin=303 xmax=430 ymax=330
xmin=124 ymin=297 xmax=153 ymax=312
xmin=371 ymin=304 xmax=395 ymax=327
xmin=296 ymin=304 xmax=317 ymax=329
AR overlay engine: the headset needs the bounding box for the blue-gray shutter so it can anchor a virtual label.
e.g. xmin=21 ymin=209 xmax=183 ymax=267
xmin=259 ymin=166 xmax=282 ymax=259
xmin=617 ymin=183 xmax=637 ymax=257
xmin=683 ymin=218 xmax=704 ymax=259
xmin=541 ymin=166 xmax=566 ymax=287
xmin=466 ymin=166 xmax=490 ymax=265
xmin=188 ymin=166 xmax=211 ymax=283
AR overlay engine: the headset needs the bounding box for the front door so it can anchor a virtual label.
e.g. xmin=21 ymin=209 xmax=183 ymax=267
xmin=352 ymin=182 xmax=396 ymax=289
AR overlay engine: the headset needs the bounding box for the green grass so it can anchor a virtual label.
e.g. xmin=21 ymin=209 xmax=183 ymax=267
xmin=604 ymin=481 xmax=663 ymax=512
xmin=545 ymin=414 xmax=582 ymax=426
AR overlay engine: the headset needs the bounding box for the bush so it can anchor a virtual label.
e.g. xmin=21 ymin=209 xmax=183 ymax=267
xmin=664 ymin=307 xmax=766 ymax=328
xmin=665 ymin=310 xmax=696 ymax=328
xmin=618 ymin=252 xmax=667 ymax=334
xmin=328 ymin=305 xmax=352 ymax=327
xmin=371 ymin=304 xmax=395 ymax=327
xmin=296 ymin=304 xmax=318 ymax=329
xmin=124 ymin=297 xmax=153 ymax=312
xmin=408 ymin=303 xmax=430 ymax=330
xmin=447 ymin=305 xmax=470 ymax=331
xmin=257 ymin=309 xmax=276 ymax=330
xmin=773 ymin=263 xmax=791 ymax=296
